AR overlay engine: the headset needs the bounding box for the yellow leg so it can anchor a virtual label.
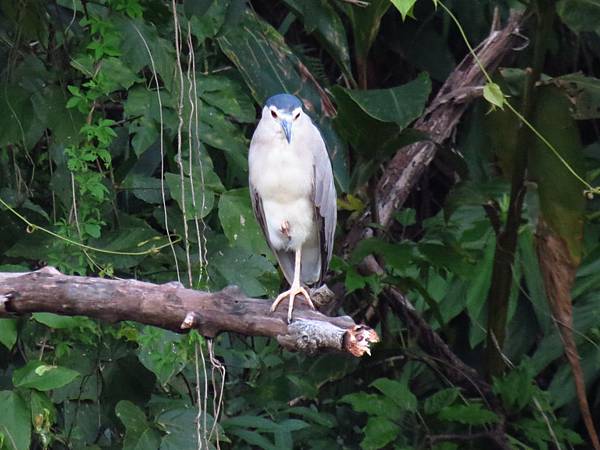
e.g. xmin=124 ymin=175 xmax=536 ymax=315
xmin=270 ymin=247 xmax=315 ymax=322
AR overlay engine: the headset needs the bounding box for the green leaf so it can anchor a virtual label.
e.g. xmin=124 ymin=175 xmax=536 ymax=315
xmin=156 ymin=407 xmax=202 ymax=450
xmin=137 ymin=328 xmax=186 ymax=386
xmin=198 ymin=105 xmax=248 ymax=172
xmin=546 ymin=73 xmax=600 ymax=119
xmin=438 ymin=403 xmax=499 ymax=425
xmin=97 ymin=57 xmax=140 ymax=91
xmin=493 ymin=362 xmax=536 ymax=412
xmin=340 ymin=392 xmax=403 ymax=420
xmin=13 ymin=360 xmax=80 ymax=391
xmin=282 ymin=0 xmax=354 ymax=82
xmin=529 ymin=86 xmax=586 ymax=264
xmin=335 ymin=73 xmax=431 ymax=125
xmin=116 ymin=400 xmax=161 ymax=450
xmin=32 ymin=313 xmax=95 ymax=330
xmin=184 ymin=0 xmax=215 ymax=18
xmin=351 ymin=238 xmax=413 ymax=271
xmin=209 ymin=245 xmax=277 ymax=297
xmin=360 ymin=416 xmax=399 ymax=450
xmin=222 ymin=415 xmax=282 ymax=432
xmin=0 ymin=391 xmax=31 ymax=450
xmin=370 ymin=378 xmax=417 ymax=411
xmin=121 ymin=174 xmax=165 ymax=204
xmin=217 ymin=9 xmax=349 ymax=191
xmin=519 ymin=230 xmax=552 ymax=334
xmin=0 ymin=83 xmax=42 ymax=150
xmin=198 ymin=75 xmax=257 ymax=123
xmin=345 ymin=266 xmax=368 ymax=294
xmin=115 ymin=17 xmax=176 ymax=90
xmin=32 ymin=84 xmax=82 ymax=146
xmin=465 ymin=234 xmax=496 ymax=345
xmin=391 ymin=0 xmax=418 ymax=20
xmin=557 ymin=0 xmax=600 ymax=33
xmin=331 ymin=85 xmax=408 ymax=160
xmin=483 ymin=82 xmax=505 ymax=109
xmin=547 ymin=343 xmax=600 ymax=408
xmin=285 ymin=406 xmax=336 ymax=428
xmin=227 ymin=429 xmax=276 ymax=450
xmin=0 ymin=319 xmax=17 ymax=350
xmin=423 ymin=388 xmax=460 ymax=415
xmin=90 ymin=215 xmax=165 ymax=269
xmin=484 ymin=87 xmax=520 ymax=179
xmin=189 ymin=0 xmax=229 ymax=40
xmin=218 ymin=188 xmax=270 ymax=255
xmin=165 ymin=172 xmax=215 ymax=219
xmin=342 ymin=0 xmax=391 ymax=62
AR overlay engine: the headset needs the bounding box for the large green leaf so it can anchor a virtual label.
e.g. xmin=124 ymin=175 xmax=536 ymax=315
xmin=165 ymin=172 xmax=215 ymax=219
xmin=218 ymin=188 xmax=270 ymax=255
xmin=198 ymin=74 xmax=255 ymax=123
xmin=335 ymin=73 xmax=431 ymax=125
xmin=32 ymin=313 xmax=96 ymax=330
xmin=32 ymin=84 xmax=82 ymax=146
xmin=0 ymin=83 xmax=39 ymax=149
xmin=0 ymin=391 xmax=31 ymax=450
xmin=115 ymin=17 xmax=176 ymax=90
xmin=557 ymin=0 xmax=600 ymax=33
xmin=90 ymin=215 xmax=165 ymax=269
xmin=13 ymin=360 xmax=80 ymax=391
xmin=197 ymin=105 xmax=248 ymax=172
xmin=519 ymin=229 xmax=552 ymax=334
xmin=423 ymin=388 xmax=460 ymax=415
xmin=437 ymin=403 xmax=499 ymax=425
xmin=0 ymin=319 xmax=17 ymax=350
xmin=188 ymin=0 xmax=230 ymax=41
xmin=115 ymin=400 xmax=161 ymax=450
xmin=331 ymin=84 xmax=404 ymax=155
xmin=545 ymin=73 xmax=600 ymax=119
xmin=339 ymin=392 xmax=402 ymax=420
xmin=209 ymin=245 xmax=277 ymax=297
xmin=137 ymin=328 xmax=186 ymax=386
xmin=529 ymin=86 xmax=586 ymax=264
xmin=217 ymin=9 xmax=349 ymax=191
xmin=157 ymin=408 xmax=203 ymax=450
xmin=370 ymin=378 xmax=417 ymax=412
xmin=121 ymin=174 xmax=165 ymax=204
xmin=282 ymin=0 xmax=354 ymax=82
xmin=547 ymin=343 xmax=600 ymax=409
xmin=360 ymin=416 xmax=399 ymax=450
xmin=342 ymin=0 xmax=391 ymax=62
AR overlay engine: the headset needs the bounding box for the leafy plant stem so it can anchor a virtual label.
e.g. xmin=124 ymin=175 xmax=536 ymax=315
xmin=484 ymin=0 xmax=554 ymax=378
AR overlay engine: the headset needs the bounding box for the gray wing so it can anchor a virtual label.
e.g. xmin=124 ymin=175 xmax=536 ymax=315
xmin=309 ymin=123 xmax=337 ymax=284
xmin=249 ymin=181 xmax=296 ymax=286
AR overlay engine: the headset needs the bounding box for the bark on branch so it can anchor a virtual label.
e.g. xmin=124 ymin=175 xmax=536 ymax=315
xmin=0 ymin=267 xmax=378 ymax=357
xmin=343 ymin=11 xmax=525 ymax=253
xmin=375 ymin=10 xmax=524 ymax=228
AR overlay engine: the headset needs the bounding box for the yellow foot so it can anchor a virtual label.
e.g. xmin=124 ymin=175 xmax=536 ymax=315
xmin=270 ymin=285 xmax=315 ymax=323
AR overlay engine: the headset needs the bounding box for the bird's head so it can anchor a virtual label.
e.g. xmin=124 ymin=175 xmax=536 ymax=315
xmin=262 ymin=94 xmax=304 ymax=144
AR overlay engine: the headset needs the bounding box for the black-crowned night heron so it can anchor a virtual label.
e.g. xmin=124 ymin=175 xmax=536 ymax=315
xmin=249 ymin=94 xmax=337 ymax=322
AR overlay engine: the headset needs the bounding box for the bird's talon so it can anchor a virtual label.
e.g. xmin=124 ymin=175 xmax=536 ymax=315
xmin=271 ymin=286 xmax=314 ymax=322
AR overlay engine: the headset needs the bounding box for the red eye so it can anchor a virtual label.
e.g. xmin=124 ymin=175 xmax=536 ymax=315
xmin=271 ymin=110 xmax=277 ymax=119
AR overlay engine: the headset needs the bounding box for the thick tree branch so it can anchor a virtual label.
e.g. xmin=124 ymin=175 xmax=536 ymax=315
xmin=343 ymin=11 xmax=525 ymax=254
xmin=0 ymin=267 xmax=378 ymax=357
xmin=375 ymin=10 xmax=524 ymax=228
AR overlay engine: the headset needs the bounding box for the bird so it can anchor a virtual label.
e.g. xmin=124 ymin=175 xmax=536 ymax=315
xmin=248 ymin=93 xmax=337 ymax=323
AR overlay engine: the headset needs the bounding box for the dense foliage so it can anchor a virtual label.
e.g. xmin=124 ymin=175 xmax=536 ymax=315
xmin=1 ymin=0 xmax=600 ymax=448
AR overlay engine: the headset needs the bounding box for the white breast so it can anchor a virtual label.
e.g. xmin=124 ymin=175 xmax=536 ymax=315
xmin=249 ymin=136 xmax=315 ymax=251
